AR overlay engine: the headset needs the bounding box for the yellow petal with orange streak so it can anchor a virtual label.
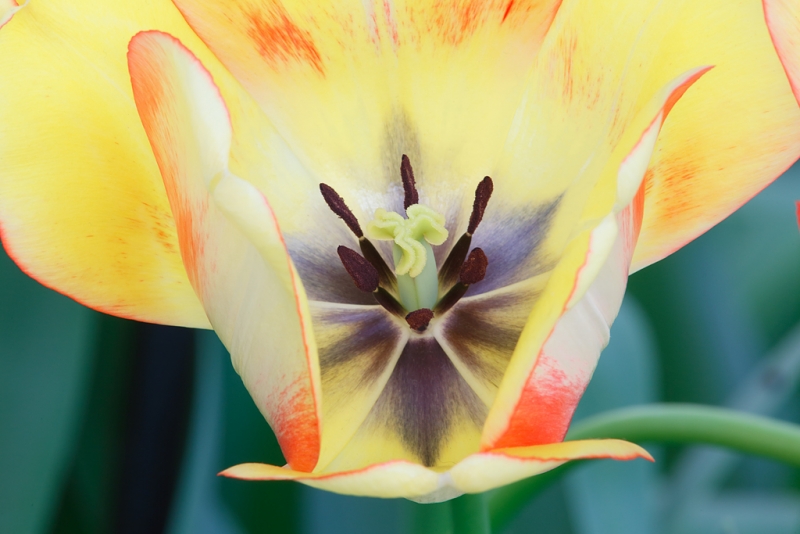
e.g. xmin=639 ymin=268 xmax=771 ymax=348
xmin=0 ymin=0 xmax=216 ymax=326
xmin=765 ymin=0 xmax=800 ymax=105
xmin=448 ymin=439 xmax=652 ymax=494
xmin=628 ymin=0 xmax=800 ymax=270
xmin=221 ymin=461 xmax=442 ymax=500
xmin=221 ymin=438 xmax=649 ymax=500
xmin=128 ymin=31 xmax=321 ymax=471
xmin=171 ymin=0 xmax=563 ymax=212
xmin=479 ymin=71 xmax=692 ymax=450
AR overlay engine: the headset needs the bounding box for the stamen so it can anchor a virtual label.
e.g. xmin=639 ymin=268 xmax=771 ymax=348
xmin=437 ymin=233 xmax=471 ymax=288
xmin=337 ymin=246 xmax=378 ymax=292
xmin=401 ymin=154 xmax=419 ymax=210
xmin=459 ymin=248 xmax=488 ymax=285
xmin=338 ymin=246 xmax=406 ymax=317
xmin=439 ymin=177 xmax=493 ymax=288
xmin=320 ymin=183 xmax=363 ymax=238
xmin=359 ymin=238 xmax=397 ymax=289
xmin=467 ymin=177 xmax=493 ymax=235
xmin=405 ymin=308 xmax=434 ymax=332
xmin=321 ymin=183 xmax=396 ymax=287
xmin=374 ymin=287 xmax=407 ymax=317
xmin=434 ymin=248 xmax=488 ymax=314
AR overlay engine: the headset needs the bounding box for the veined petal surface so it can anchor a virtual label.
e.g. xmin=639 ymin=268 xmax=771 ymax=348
xmin=128 ymin=31 xmax=321 ymax=471
xmin=482 ymin=63 xmax=699 ymax=450
xmin=0 ymin=0 xmax=212 ymax=325
xmin=628 ymin=0 xmax=800 ymax=269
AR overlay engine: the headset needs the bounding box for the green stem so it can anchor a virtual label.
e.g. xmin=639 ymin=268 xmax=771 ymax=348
xmin=411 ymin=501 xmax=452 ymax=534
xmin=489 ymin=403 xmax=800 ymax=532
xmin=451 ymin=493 xmax=491 ymax=534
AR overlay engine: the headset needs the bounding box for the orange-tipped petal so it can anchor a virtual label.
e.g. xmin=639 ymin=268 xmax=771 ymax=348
xmin=0 ymin=0 xmax=19 ymax=28
xmin=483 ymin=211 xmax=631 ymax=449
xmin=128 ymin=31 xmax=321 ymax=471
xmin=630 ymin=0 xmax=800 ymax=270
xmin=765 ymin=0 xmax=800 ymax=106
xmin=481 ymin=58 xmax=751 ymax=449
xmin=449 ymin=439 xmax=652 ymax=494
xmin=0 ymin=0 xmax=223 ymax=327
xmin=221 ymin=438 xmax=650 ymax=500
xmin=171 ymin=0 xmax=564 ymax=207
xmin=221 ymin=461 xmax=442 ymax=500
xmin=479 ymin=219 xmax=604 ymax=450
xmin=481 ymin=178 xmax=645 ymax=450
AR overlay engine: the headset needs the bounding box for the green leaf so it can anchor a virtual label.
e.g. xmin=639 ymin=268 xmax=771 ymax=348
xmin=0 ymin=247 xmax=99 ymax=534
xmin=167 ymin=331 xmax=244 ymax=534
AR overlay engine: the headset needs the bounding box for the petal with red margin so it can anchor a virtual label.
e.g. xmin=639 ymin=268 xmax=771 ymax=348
xmin=486 ymin=208 xmax=632 ymax=449
xmin=171 ymin=0 xmax=563 ymax=208
xmin=630 ymin=0 xmax=800 ymax=270
xmin=480 ymin=184 xmax=645 ymax=450
xmin=221 ymin=438 xmax=650 ymax=500
xmin=0 ymin=0 xmax=19 ymax=28
xmin=0 ymin=0 xmax=229 ymax=327
xmin=449 ymin=439 xmax=652 ymax=494
xmin=128 ymin=31 xmax=321 ymax=471
xmin=221 ymin=460 xmax=442 ymax=500
xmin=481 ymin=65 xmax=703 ymax=450
xmin=796 ymin=201 xmax=800 ymax=231
xmin=764 ymin=0 xmax=800 ymax=106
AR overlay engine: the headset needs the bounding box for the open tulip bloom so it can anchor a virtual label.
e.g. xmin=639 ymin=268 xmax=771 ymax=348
xmin=2 ymin=0 xmax=800 ymax=503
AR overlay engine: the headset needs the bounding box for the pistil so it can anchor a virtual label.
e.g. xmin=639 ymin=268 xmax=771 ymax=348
xmin=366 ymin=205 xmax=448 ymax=311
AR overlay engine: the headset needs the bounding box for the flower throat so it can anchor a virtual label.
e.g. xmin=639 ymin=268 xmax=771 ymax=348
xmin=320 ymin=155 xmax=493 ymax=333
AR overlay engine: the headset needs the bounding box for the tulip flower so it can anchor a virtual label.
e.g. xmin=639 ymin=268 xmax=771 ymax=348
xmin=1 ymin=0 xmax=799 ymax=503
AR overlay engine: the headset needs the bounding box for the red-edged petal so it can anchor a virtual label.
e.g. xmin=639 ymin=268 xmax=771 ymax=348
xmin=128 ymin=31 xmax=321 ymax=471
xmin=481 ymin=66 xmax=700 ymax=450
xmin=221 ymin=438 xmax=650 ymax=500
xmin=765 ymin=0 xmax=800 ymax=106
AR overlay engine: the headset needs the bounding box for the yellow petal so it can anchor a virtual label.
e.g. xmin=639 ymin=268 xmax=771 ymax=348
xmin=320 ymin=335 xmax=486 ymax=473
xmin=765 ymin=0 xmax=800 ymax=105
xmin=128 ymin=31 xmax=321 ymax=471
xmin=221 ymin=461 xmax=442 ymax=500
xmin=481 ymin=206 xmax=634 ymax=450
xmin=171 ymin=0 xmax=562 ymax=208
xmin=459 ymin=34 xmax=759 ymax=455
xmin=309 ymin=303 xmax=408 ymax=471
xmin=221 ymin=438 xmax=650 ymax=500
xmin=629 ymin=0 xmax=800 ymax=269
xmin=448 ymin=439 xmax=652 ymax=494
xmin=0 ymin=0 xmax=214 ymax=326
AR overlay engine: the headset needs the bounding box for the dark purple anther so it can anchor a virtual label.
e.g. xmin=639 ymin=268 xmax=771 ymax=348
xmin=401 ymin=154 xmax=419 ymax=210
xmin=405 ymin=308 xmax=434 ymax=332
xmin=320 ymin=183 xmax=363 ymax=238
xmin=337 ymin=246 xmax=379 ymax=292
xmin=467 ymin=176 xmax=493 ymax=235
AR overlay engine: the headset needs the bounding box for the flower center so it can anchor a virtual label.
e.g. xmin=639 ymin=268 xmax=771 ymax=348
xmin=365 ymin=204 xmax=447 ymax=311
xmin=319 ymin=155 xmax=493 ymax=333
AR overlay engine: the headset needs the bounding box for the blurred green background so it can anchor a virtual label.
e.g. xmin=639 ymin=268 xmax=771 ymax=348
xmin=1 ymin=166 xmax=799 ymax=534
